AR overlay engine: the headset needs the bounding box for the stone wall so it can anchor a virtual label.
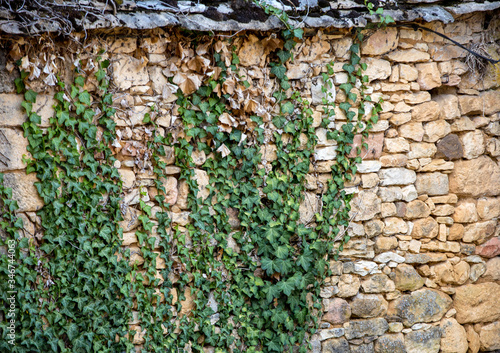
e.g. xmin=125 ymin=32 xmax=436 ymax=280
xmin=1 ymin=10 xmax=500 ymax=353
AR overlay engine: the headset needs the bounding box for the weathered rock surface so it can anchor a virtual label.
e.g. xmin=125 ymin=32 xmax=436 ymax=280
xmin=454 ymin=283 xmax=500 ymax=323
xmin=404 ymin=326 xmax=441 ymax=353
xmin=394 ymin=264 xmax=425 ymax=291
xmin=2 ymin=172 xmax=44 ymax=212
xmin=350 ymin=294 xmax=388 ymax=318
xmin=374 ymin=334 xmax=405 ymax=353
xmin=439 ymin=318 xmax=468 ymax=353
xmin=449 ymin=156 xmax=500 ymax=197
xmin=479 ymin=321 xmax=500 ymax=351
xmin=344 ymin=318 xmax=388 ymax=340
xmin=389 ymin=289 xmax=452 ymax=327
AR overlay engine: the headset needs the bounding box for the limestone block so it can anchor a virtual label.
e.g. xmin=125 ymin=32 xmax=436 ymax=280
xmin=483 ymin=257 xmax=500 ymax=280
xmin=378 ymin=168 xmax=416 ymax=186
xmin=450 ymin=156 xmax=500 ymax=197
xmin=454 ymin=283 xmax=500 ymax=323
xmin=479 ymin=321 xmax=500 ymax=351
xmin=394 ymin=264 xmax=425 ymax=291
xmin=453 ymin=201 xmax=478 ymax=223
xmin=193 ymin=169 xmax=209 ymax=200
xmin=399 ymin=122 xmax=424 ymax=142
xmin=460 ymin=130 xmax=485 ymax=159
xmin=405 ymin=200 xmax=431 ymax=219
xmin=322 ymin=298 xmax=351 ymax=324
xmin=347 ymin=133 xmax=384 ymax=160
xmin=337 ymin=274 xmax=360 ymax=298
xmin=465 ymin=325 xmax=481 ymax=353
xmin=385 ymin=49 xmax=430 ymax=63
xmin=416 ymin=62 xmax=441 ymax=90
xmin=433 ymin=94 xmax=460 ymax=120
xmin=311 ymin=77 xmax=336 ymax=105
xmin=411 ymin=101 xmax=441 ymax=122
xmin=351 ymin=293 xmax=389 ymax=318
xmin=361 ymin=274 xmax=395 ymax=293
xmin=384 ymin=138 xmax=410 ymax=153
xmin=0 ymin=128 xmax=29 ymax=172
xmin=361 ymin=28 xmax=398 ymax=55
xmin=463 ymin=221 xmax=497 ymax=244
xmin=389 ymin=289 xmax=452 ymax=327
xmin=411 ymin=217 xmax=438 ymax=239
xmin=451 ymin=117 xmax=475 ymax=132
xmin=322 ymin=338 xmax=349 ymax=353
xmin=351 ymin=191 xmax=381 ymax=221
xmin=299 ymin=192 xmax=319 ymax=224
xmin=458 ymin=95 xmax=483 ymax=115
xmin=416 ymin=172 xmax=448 ymax=196
xmin=363 ymin=57 xmax=392 ymax=82
xmin=399 ymin=64 xmax=418 ymax=82
xmin=2 ymin=172 xmax=43 ymax=212
xmin=111 ymin=54 xmax=149 ymax=90
xmin=148 ymin=66 xmax=168 ymax=95
xmin=423 ymin=120 xmax=451 ymax=143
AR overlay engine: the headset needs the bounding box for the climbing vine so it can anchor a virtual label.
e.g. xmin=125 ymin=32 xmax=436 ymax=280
xmin=0 ymin=2 xmax=390 ymax=352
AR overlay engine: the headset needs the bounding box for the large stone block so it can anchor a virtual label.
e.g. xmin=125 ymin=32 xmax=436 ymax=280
xmin=433 ymin=94 xmax=460 ymax=120
xmin=0 ymin=128 xmax=29 ymax=172
xmin=454 ymin=283 xmax=500 ymax=323
xmin=375 ymin=334 xmax=405 ymax=353
xmin=416 ymin=172 xmax=449 ymax=196
xmin=388 ymin=289 xmax=452 ymax=327
xmin=449 ymin=156 xmax=500 ymax=197
xmin=411 ymin=101 xmax=441 ymax=122
xmin=2 ymin=172 xmax=43 ymax=212
xmin=363 ymin=57 xmax=392 ymax=82
xmin=350 ymin=294 xmax=388 ymax=318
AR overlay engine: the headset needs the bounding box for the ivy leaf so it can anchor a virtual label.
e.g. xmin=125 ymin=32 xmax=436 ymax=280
xmin=277 ymin=50 xmax=291 ymax=63
xmin=271 ymin=65 xmax=286 ymax=80
xmin=281 ymin=102 xmax=294 ymax=115
xmin=261 ymin=257 xmax=276 ymax=275
xmin=265 ymin=227 xmax=279 ymax=242
xmin=25 ymin=89 xmax=38 ymax=103
xmin=277 ymin=279 xmax=294 ymax=296
xmin=79 ymin=91 xmax=91 ymax=105
xmin=275 ymin=245 xmax=289 ymax=259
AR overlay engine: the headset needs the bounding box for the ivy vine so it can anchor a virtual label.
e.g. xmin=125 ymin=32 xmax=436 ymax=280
xmin=0 ymin=2 xmax=391 ymax=352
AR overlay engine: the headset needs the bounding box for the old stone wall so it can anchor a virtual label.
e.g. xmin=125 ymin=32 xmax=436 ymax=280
xmin=1 ymin=10 xmax=500 ymax=353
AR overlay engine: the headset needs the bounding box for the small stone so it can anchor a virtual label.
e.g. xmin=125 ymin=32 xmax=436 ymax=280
xmin=399 ymin=122 xmax=424 ymax=142
xmin=411 ymin=217 xmax=438 ymax=239
xmin=408 ymin=142 xmax=437 ymax=159
xmin=379 ymin=168 xmax=416 ymax=186
xmin=434 ymin=95 xmax=460 ymax=120
xmin=362 ymin=28 xmax=398 ymax=55
xmin=351 ymin=294 xmax=388 ymax=318
xmin=361 ymin=274 xmax=395 ymax=293
xmin=452 ymin=201 xmax=478 ymax=223
xmin=460 ymin=130 xmax=485 ymax=159
xmin=411 ymin=101 xmax=441 ymax=122
xmin=416 ymin=62 xmax=441 ymax=90
xmin=465 ymin=325 xmax=481 ymax=353
xmin=338 ymin=274 xmax=361 ymax=298
xmin=376 ymin=237 xmax=398 ymax=251
xmin=394 ymin=264 xmax=425 ymax=291
xmin=112 ymin=54 xmax=149 ymax=90
xmin=351 ymin=191 xmax=381 ymax=221
xmin=469 ymin=263 xmax=486 ymax=282
xmin=399 ymin=64 xmax=418 ymax=82
xmin=374 ymin=252 xmax=405 ymax=264
xmin=423 ymin=120 xmax=451 ymax=143
xmin=475 ymin=237 xmax=500 ymax=258
xmin=384 ymin=138 xmax=410 ymax=153
xmin=463 ymin=221 xmax=496 ymax=243
xmin=383 ymin=218 xmax=408 ymax=235
xmin=323 ymin=298 xmax=351 ymax=325
xmin=385 ymin=49 xmax=430 ymax=63
xmin=405 ymin=200 xmax=430 ymax=219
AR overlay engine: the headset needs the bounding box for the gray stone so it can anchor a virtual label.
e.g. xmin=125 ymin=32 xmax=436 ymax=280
xmin=375 ymin=334 xmax=405 ymax=353
xmin=404 ymin=326 xmax=441 ymax=353
xmin=351 ymin=342 xmax=375 ymax=353
xmin=389 ymin=289 xmax=452 ymax=327
xmin=344 ymin=318 xmax=389 ymax=340
xmin=322 ymin=337 xmax=350 ymax=353
xmin=361 ymin=274 xmax=395 ymax=294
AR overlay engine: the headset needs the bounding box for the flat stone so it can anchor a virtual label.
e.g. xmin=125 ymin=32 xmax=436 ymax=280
xmin=449 ymin=156 xmax=500 ymax=197
xmin=454 ymin=283 xmax=500 ymax=323
xmin=385 ymin=49 xmax=430 ymax=63
xmin=374 ymin=252 xmax=405 ymax=264
xmin=416 ymin=62 xmax=441 ymax=90
xmin=462 ymin=221 xmax=496 ymax=243
xmin=348 ymin=133 xmax=384 ymax=160
xmin=379 ymin=168 xmax=416 ymax=186
xmin=363 ymin=57 xmax=392 ymax=82
xmin=344 ymin=318 xmax=388 ymax=340
xmin=111 ymin=54 xmax=149 ymax=90
xmin=404 ymin=326 xmax=441 ymax=353
xmin=408 ymin=142 xmax=437 ymax=159
xmin=351 ymin=191 xmax=381 ymax=222
xmin=411 ymin=101 xmax=441 ymax=122
xmin=389 ymin=289 xmax=451 ymax=327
